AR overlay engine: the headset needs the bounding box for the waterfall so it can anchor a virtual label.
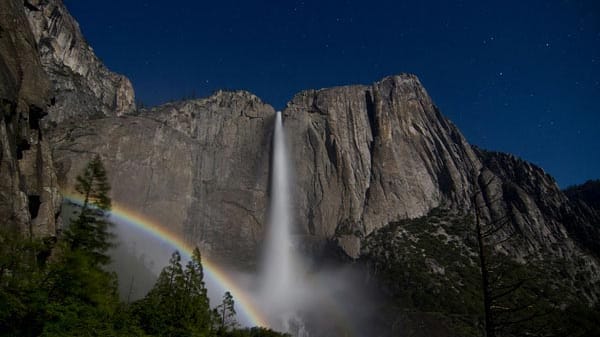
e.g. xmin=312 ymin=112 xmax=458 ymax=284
xmin=259 ymin=111 xmax=306 ymax=335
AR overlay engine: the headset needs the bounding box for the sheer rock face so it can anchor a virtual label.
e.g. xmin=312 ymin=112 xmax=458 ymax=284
xmin=24 ymin=0 xmax=135 ymax=124
xmin=49 ymin=91 xmax=274 ymax=266
xmin=0 ymin=0 xmax=61 ymax=236
xmin=475 ymin=151 xmax=600 ymax=264
xmin=474 ymin=150 xmax=573 ymax=257
xmin=284 ymin=75 xmax=482 ymax=257
xmin=9 ymin=0 xmax=596 ymax=283
xmin=472 ymin=151 xmax=600 ymax=300
xmin=563 ymin=181 xmax=600 ymax=256
xmin=283 ymin=85 xmax=374 ymax=250
xmin=45 ymin=72 xmax=600 ymax=283
xmin=283 ymin=75 xmax=599 ymax=292
xmin=1 ymin=0 xmax=596 ymax=301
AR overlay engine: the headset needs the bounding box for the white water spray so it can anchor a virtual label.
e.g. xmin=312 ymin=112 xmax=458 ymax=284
xmin=106 ymin=109 xmax=373 ymax=336
xmin=259 ymin=111 xmax=306 ymax=335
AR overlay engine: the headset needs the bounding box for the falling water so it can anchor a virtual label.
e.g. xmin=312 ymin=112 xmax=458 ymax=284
xmin=259 ymin=111 xmax=306 ymax=335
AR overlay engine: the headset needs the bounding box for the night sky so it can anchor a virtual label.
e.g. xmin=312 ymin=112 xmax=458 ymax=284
xmin=64 ymin=0 xmax=599 ymax=188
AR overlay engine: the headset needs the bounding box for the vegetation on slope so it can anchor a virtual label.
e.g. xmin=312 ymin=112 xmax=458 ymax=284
xmin=361 ymin=208 xmax=600 ymax=337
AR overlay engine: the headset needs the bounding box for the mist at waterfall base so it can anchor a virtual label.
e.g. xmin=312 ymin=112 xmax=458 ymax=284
xmin=107 ymin=218 xmax=383 ymax=336
xmin=108 ymin=224 xmax=382 ymax=336
xmin=105 ymin=111 xmax=384 ymax=336
xmin=255 ymin=112 xmax=385 ymax=336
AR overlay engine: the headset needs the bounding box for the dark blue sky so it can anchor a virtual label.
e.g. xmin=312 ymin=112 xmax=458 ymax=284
xmin=65 ymin=0 xmax=599 ymax=187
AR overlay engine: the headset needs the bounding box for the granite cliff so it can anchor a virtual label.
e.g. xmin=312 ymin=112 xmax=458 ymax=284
xmin=563 ymin=180 xmax=600 ymax=258
xmin=24 ymin=0 xmax=135 ymax=124
xmin=284 ymin=76 xmax=481 ymax=256
xmin=283 ymin=76 xmax=597 ymax=271
xmin=50 ymin=91 xmax=274 ymax=265
xmin=0 ymin=0 xmax=61 ymax=237
xmin=2 ymin=0 xmax=598 ymax=299
xmin=0 ymin=0 xmax=138 ymax=240
xmin=48 ymin=70 xmax=600 ymax=290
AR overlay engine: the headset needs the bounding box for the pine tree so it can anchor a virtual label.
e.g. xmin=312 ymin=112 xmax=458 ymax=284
xmin=215 ymin=291 xmax=237 ymax=332
xmin=42 ymin=155 xmax=119 ymax=336
xmin=135 ymin=251 xmax=185 ymax=336
xmin=64 ymin=154 xmax=114 ymax=266
xmin=134 ymin=249 xmax=213 ymax=337
xmin=183 ymin=248 xmax=211 ymax=333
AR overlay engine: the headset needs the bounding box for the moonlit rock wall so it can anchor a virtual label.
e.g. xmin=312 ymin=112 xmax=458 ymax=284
xmin=49 ymin=74 xmax=600 ymax=285
xmin=23 ymin=0 xmax=599 ymax=288
xmin=284 ymin=75 xmax=482 ymax=257
xmin=0 ymin=0 xmax=62 ymax=237
xmin=24 ymin=0 xmax=135 ymax=124
xmin=50 ymin=91 xmax=275 ymax=267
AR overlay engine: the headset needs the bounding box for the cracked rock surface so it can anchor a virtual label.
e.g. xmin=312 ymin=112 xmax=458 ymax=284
xmin=0 ymin=0 xmax=61 ymax=237
xmin=6 ymin=1 xmax=597 ymax=285
xmin=50 ymin=91 xmax=274 ymax=267
xmin=284 ymin=75 xmax=481 ymax=257
xmin=25 ymin=0 xmax=135 ymax=124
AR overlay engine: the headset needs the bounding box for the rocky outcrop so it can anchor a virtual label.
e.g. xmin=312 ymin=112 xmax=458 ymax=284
xmin=11 ymin=0 xmax=595 ymax=289
xmin=282 ymin=75 xmax=599 ymax=299
xmin=565 ymin=180 xmax=600 ymax=213
xmin=473 ymin=149 xmax=575 ymax=258
xmin=24 ymin=0 xmax=135 ymax=124
xmin=0 ymin=0 xmax=61 ymax=236
xmin=1 ymin=0 xmax=596 ymax=319
xmin=281 ymin=75 xmax=598 ymax=277
xmin=50 ymin=91 xmax=274 ymax=266
xmin=472 ymin=150 xmax=600 ymax=302
xmin=48 ymin=73 xmax=600 ymax=282
xmin=284 ymin=75 xmax=482 ymax=256
xmin=1 ymin=0 xmax=136 ymax=239
xmin=562 ymin=180 xmax=600 ymax=257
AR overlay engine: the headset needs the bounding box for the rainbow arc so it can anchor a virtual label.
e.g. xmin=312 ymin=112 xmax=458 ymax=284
xmin=63 ymin=192 xmax=269 ymax=328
